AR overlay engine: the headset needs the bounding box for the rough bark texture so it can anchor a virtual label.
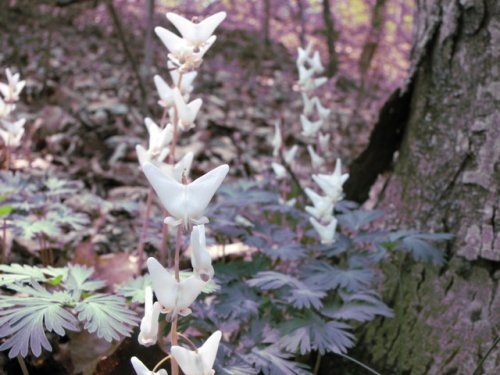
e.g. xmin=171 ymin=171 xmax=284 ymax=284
xmin=359 ymin=0 xmax=500 ymax=373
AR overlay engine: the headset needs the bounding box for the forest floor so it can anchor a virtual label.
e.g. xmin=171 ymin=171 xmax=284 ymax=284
xmin=0 ymin=1 xmax=408 ymax=374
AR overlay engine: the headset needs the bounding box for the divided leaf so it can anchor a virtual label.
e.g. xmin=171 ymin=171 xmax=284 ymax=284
xmin=75 ymin=294 xmax=138 ymax=342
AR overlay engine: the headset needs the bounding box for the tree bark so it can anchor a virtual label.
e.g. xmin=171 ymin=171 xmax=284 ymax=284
xmin=358 ymin=0 xmax=500 ymax=373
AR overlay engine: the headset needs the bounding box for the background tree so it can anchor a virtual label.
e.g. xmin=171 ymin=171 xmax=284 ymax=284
xmin=349 ymin=0 xmax=499 ymax=373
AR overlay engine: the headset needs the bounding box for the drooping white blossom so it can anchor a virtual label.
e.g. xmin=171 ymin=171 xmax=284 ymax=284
xmin=155 ymin=27 xmax=215 ymax=69
xmin=319 ymin=133 xmax=331 ymax=152
xmin=283 ymin=144 xmax=299 ymax=165
xmin=158 ymin=151 xmax=194 ymax=182
xmin=315 ymin=99 xmax=331 ymax=120
xmin=0 ymin=97 xmax=13 ymax=118
xmin=271 ymin=162 xmax=287 ymax=180
xmin=300 ymin=114 xmax=323 ymax=137
xmin=304 ymin=187 xmax=334 ymax=222
xmin=173 ymin=88 xmax=203 ymax=130
xmin=271 ymin=120 xmax=282 ymax=157
xmin=309 ymin=51 xmax=324 ymax=74
xmin=309 ymin=216 xmax=338 ymax=244
xmin=0 ymin=68 xmax=25 ymax=103
xmin=171 ymin=330 xmax=222 ymax=375
xmin=0 ymin=118 xmax=26 ymax=147
xmin=154 ymin=75 xmax=175 ymax=108
xmin=147 ymin=257 xmax=206 ymax=319
xmin=138 ymin=286 xmax=161 ymax=347
xmin=307 ymin=145 xmax=325 ymax=169
xmin=302 ymin=93 xmax=317 ymax=117
xmin=136 ymin=118 xmax=173 ymax=167
xmin=142 ymin=162 xmax=229 ymax=228
xmin=168 ymin=61 xmax=197 ymax=97
xmin=166 ymin=12 xmax=226 ymax=48
xmin=190 ymin=224 xmax=214 ymax=282
xmin=131 ymin=356 xmax=168 ymax=375
xmin=296 ymin=42 xmax=313 ymax=68
xmin=312 ymin=158 xmax=349 ymax=203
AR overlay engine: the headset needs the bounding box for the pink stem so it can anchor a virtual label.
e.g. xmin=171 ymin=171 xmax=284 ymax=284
xmin=137 ymin=187 xmax=154 ymax=263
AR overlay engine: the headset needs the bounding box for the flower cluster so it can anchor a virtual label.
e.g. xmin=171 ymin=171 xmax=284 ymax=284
xmin=0 ymin=69 xmax=26 ymax=151
xmin=271 ymin=43 xmax=348 ymax=244
xmin=132 ymin=10 xmax=227 ymax=375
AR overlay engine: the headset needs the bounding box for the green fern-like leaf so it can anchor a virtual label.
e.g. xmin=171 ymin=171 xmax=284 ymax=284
xmin=75 ymin=294 xmax=138 ymax=342
xmin=0 ymin=264 xmax=68 ymax=287
xmin=0 ymin=282 xmax=78 ymax=358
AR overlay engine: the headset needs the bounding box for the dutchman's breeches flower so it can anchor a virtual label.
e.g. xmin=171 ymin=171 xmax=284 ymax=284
xmin=138 ymin=286 xmax=161 ymax=347
xmin=190 ymin=224 xmax=214 ymax=282
xmin=131 ymin=356 xmax=168 ymax=375
xmin=171 ymin=330 xmax=222 ymax=375
xmin=147 ymin=257 xmax=207 ymax=320
xmin=143 ymin=162 xmax=229 ymax=229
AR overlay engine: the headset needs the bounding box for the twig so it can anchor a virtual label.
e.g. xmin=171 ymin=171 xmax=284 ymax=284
xmin=17 ymin=355 xmax=29 ymax=375
xmin=152 ymin=354 xmax=171 ymax=373
xmin=170 ymin=319 xmax=179 ymax=375
xmin=336 ymin=352 xmax=383 ymax=375
xmin=105 ymin=0 xmax=148 ymax=112
xmin=472 ymin=336 xmax=499 ymax=375
xmin=137 ymin=187 xmax=153 ymax=263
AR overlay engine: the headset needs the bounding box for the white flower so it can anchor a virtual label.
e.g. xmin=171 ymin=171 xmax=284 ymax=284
xmin=168 ymin=61 xmax=197 ymax=96
xmin=136 ymin=118 xmax=173 ymax=167
xmin=0 ymin=68 xmax=25 ymax=102
xmin=300 ymin=114 xmax=322 ymax=137
xmin=155 ymin=27 xmax=215 ymax=69
xmin=173 ymin=88 xmax=202 ymax=130
xmin=138 ymin=286 xmax=161 ymax=347
xmin=312 ymin=158 xmax=349 ymax=203
xmin=271 ymin=120 xmax=282 ymax=157
xmin=319 ymin=133 xmax=330 ymax=152
xmin=296 ymin=42 xmax=313 ymax=67
xmin=158 ymin=151 xmax=194 ymax=182
xmin=271 ymin=162 xmax=287 ymax=180
xmin=315 ymin=99 xmax=331 ymax=120
xmin=298 ymin=65 xmax=327 ymax=92
xmin=147 ymin=257 xmax=206 ymax=319
xmin=283 ymin=144 xmax=299 ymax=165
xmin=309 ymin=51 xmax=324 ymax=74
xmin=154 ymin=75 xmax=175 ymax=108
xmin=0 ymin=97 xmax=14 ymax=118
xmin=302 ymin=93 xmax=317 ymax=117
xmin=304 ymin=187 xmax=334 ymax=222
xmin=190 ymin=224 xmax=214 ymax=282
xmin=0 ymin=118 xmax=25 ymax=148
xmin=298 ymin=65 xmax=314 ymax=87
xmin=131 ymin=356 xmax=168 ymax=375
xmin=171 ymin=330 xmax=222 ymax=375
xmin=307 ymin=145 xmax=325 ymax=169
xmin=166 ymin=12 xmax=226 ymax=48
xmin=142 ymin=162 xmax=229 ymax=228
xmin=309 ymin=216 xmax=338 ymax=244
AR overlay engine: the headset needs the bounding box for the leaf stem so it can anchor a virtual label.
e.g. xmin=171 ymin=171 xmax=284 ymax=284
xmin=336 ymin=352 xmax=382 ymax=375
xmin=177 ymin=332 xmax=198 ymax=351
xmin=170 ymin=319 xmax=179 ymax=375
xmin=152 ymin=354 xmax=171 ymax=373
xmin=17 ymin=355 xmax=29 ymax=375
xmin=174 ymin=225 xmax=182 ymax=282
xmin=472 ymin=336 xmax=499 ymax=375
xmin=313 ymin=351 xmax=321 ymax=374
xmin=137 ymin=187 xmax=153 ymax=263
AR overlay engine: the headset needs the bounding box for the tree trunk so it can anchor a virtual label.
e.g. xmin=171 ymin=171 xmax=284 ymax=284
xmin=322 ymin=0 xmax=338 ymax=77
xmin=358 ymin=0 xmax=387 ymax=78
xmin=262 ymin=0 xmax=272 ymax=46
xmin=143 ymin=0 xmax=155 ymax=79
xmin=359 ymin=0 xmax=500 ymax=373
xmin=296 ymin=0 xmax=306 ymax=45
